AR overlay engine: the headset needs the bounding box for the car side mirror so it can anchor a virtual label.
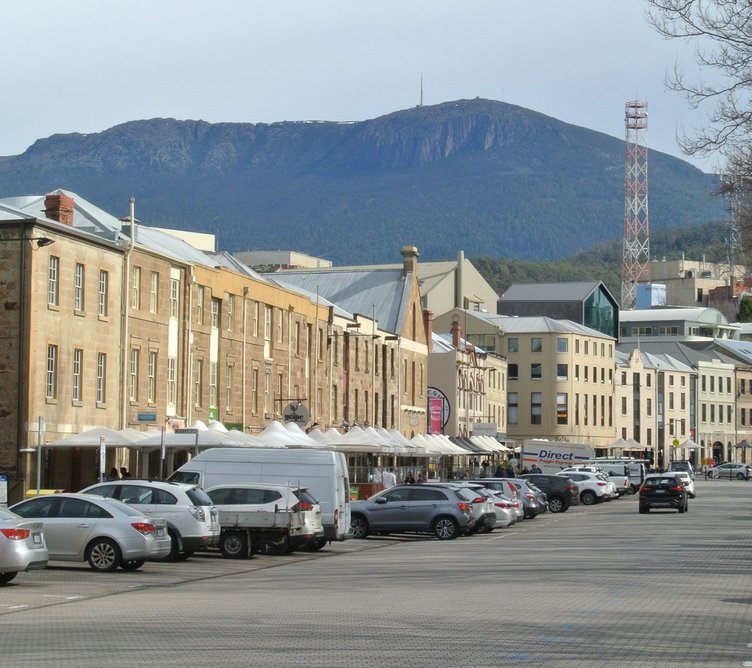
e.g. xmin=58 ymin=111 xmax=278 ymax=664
xmin=375 ymin=497 xmax=388 ymax=504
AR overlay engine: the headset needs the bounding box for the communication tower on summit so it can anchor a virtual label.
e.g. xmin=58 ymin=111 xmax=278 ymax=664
xmin=621 ymin=100 xmax=649 ymax=309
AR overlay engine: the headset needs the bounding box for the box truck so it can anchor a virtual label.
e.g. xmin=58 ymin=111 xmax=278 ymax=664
xmin=521 ymin=440 xmax=596 ymax=474
xmin=169 ymin=448 xmax=351 ymax=547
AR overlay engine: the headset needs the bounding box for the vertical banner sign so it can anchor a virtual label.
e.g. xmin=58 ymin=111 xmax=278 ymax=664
xmin=429 ymin=397 xmax=443 ymax=433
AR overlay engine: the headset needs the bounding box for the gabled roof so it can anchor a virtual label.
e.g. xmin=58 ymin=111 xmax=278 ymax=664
xmin=500 ymin=281 xmax=604 ymax=302
xmin=616 ymin=341 xmax=737 ymax=367
xmin=459 ymin=309 xmax=612 ymax=338
xmin=272 ymin=267 xmax=412 ymax=334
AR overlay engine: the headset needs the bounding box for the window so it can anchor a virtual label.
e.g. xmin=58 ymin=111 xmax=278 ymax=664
xmin=584 ymin=341 xmax=589 ymax=355
xmin=131 ymin=266 xmax=141 ymax=309
xmin=741 ymin=379 xmax=747 ymax=395
xmin=575 ymin=339 xmax=580 ymax=354
xmin=211 ymin=298 xmax=220 ymax=328
xmin=149 ymin=272 xmax=159 ymax=313
xmin=74 ymin=263 xmax=85 ymax=311
xmin=147 ymin=352 xmax=157 ymax=404
xmin=72 ymin=348 xmax=82 ymax=402
xmin=701 ymin=375 xmax=706 ymax=392
xmin=226 ymin=295 xmax=234 ymax=331
xmin=701 ymin=403 xmax=707 ymax=422
xmin=96 ymin=353 xmax=106 ymax=403
xmin=264 ymin=371 xmax=271 ymax=413
xmin=621 ymin=396 xmax=627 ymax=415
xmin=680 ymin=393 xmax=686 ymax=410
xmin=167 ymin=357 xmax=176 ymax=406
xmin=557 ymin=364 xmax=568 ymax=381
xmin=668 ymin=374 xmax=674 ymax=386
xmin=276 ymin=372 xmax=283 ymax=410
xmin=46 ymin=345 xmax=58 ymax=399
xmin=727 ymin=405 xmax=732 ymax=423
xmin=129 ymin=349 xmax=139 ymax=401
xmin=194 ymin=359 xmax=203 ymax=407
xmin=508 ymin=393 xmax=518 ymax=425
xmin=210 ymin=362 xmax=218 ymax=408
xmin=252 ymin=369 xmax=259 ymax=414
xmin=646 ymin=398 xmax=652 ymax=416
xmin=98 ymin=270 xmax=108 ymax=316
xmin=253 ymin=302 xmax=259 ymax=337
xmin=727 ymin=377 xmax=731 ymax=394
xmin=710 ymin=376 xmax=715 ymax=393
xmin=556 ymin=337 xmax=568 ymax=353
xmin=508 ymin=363 xmax=519 ymax=380
xmin=531 ymin=337 xmax=542 ymax=353
xmin=531 ymin=392 xmax=542 ymax=424
xmin=276 ymin=309 xmax=284 ymax=343
xmin=646 ymin=374 xmax=651 ymax=388
xmin=621 ymin=371 xmax=627 ymax=385
xmin=531 ymin=363 xmax=542 ymax=380
xmin=195 ymin=286 xmax=204 ymax=324
xmin=264 ymin=306 xmax=272 ymax=340
xmin=556 ymin=393 xmax=568 ymax=425
xmin=507 ymin=338 xmax=518 ymax=353
xmin=668 ymin=392 xmax=674 ymax=410
xmin=170 ymin=279 xmax=179 ymax=318
xmin=48 ymin=256 xmax=59 ymax=305
xmin=226 ymin=364 xmax=234 ymax=411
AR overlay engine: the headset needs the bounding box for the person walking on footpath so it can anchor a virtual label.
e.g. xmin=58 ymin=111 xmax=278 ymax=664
xmin=382 ymin=467 xmax=397 ymax=489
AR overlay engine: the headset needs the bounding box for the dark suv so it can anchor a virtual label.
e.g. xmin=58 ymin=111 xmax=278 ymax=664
xmin=349 ymin=484 xmax=476 ymax=540
xmin=520 ymin=473 xmax=580 ymax=513
xmin=639 ymin=474 xmax=688 ymax=514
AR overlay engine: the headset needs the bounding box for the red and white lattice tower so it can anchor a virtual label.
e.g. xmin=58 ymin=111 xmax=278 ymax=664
xmin=621 ymin=100 xmax=649 ymax=309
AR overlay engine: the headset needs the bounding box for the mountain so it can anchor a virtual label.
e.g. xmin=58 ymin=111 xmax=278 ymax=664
xmin=0 ymin=99 xmax=724 ymax=264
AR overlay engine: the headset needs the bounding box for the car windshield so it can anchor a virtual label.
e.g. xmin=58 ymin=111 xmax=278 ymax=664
xmin=455 ymin=488 xmax=481 ymax=502
xmin=187 ymin=488 xmax=213 ymax=506
xmin=644 ymin=477 xmax=678 ymax=486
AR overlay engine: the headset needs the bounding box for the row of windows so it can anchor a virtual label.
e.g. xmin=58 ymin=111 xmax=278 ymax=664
xmin=700 ymin=374 xmax=732 ymax=395
xmin=508 ymin=363 xmax=613 ymax=384
xmin=700 ymin=403 xmax=734 ymax=424
xmin=507 ymin=336 xmax=613 ymax=358
xmin=619 ymin=371 xmax=689 ymax=389
xmin=46 ymin=346 xmax=108 ymax=404
xmin=620 ymin=392 xmax=687 ymax=415
xmin=507 ymin=392 xmax=613 ymax=428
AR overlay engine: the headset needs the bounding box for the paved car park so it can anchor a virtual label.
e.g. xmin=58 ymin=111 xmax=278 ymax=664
xmin=1 ymin=478 xmax=751 ymax=667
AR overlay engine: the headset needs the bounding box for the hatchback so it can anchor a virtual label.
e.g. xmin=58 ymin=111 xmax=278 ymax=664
xmin=0 ymin=508 xmax=48 ymax=584
xmin=10 ymin=493 xmax=171 ymax=571
xmin=639 ymin=474 xmax=689 ymax=514
xmin=705 ymin=463 xmax=751 ymax=480
xmin=520 ymin=473 xmax=579 ymax=513
xmin=350 ymin=484 xmax=475 ymax=540
xmin=80 ymin=480 xmax=220 ymax=560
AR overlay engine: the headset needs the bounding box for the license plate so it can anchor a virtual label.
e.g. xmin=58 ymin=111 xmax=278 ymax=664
xmin=32 ymin=533 xmax=43 ymax=545
xmin=655 ymin=489 xmax=666 ymax=494
xmin=156 ymin=528 xmax=165 ymax=537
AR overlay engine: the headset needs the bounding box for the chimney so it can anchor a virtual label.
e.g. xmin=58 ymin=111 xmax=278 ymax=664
xmin=423 ymin=309 xmax=433 ymax=353
xmin=44 ymin=194 xmax=75 ymax=226
xmin=451 ymin=317 xmax=461 ymax=350
xmin=401 ymin=245 xmax=419 ymax=276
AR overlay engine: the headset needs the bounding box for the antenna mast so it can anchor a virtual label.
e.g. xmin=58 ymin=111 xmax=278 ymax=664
xmin=621 ymin=100 xmax=650 ymax=309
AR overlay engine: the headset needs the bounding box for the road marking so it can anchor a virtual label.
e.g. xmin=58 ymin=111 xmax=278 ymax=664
xmin=42 ymin=595 xmax=82 ymax=600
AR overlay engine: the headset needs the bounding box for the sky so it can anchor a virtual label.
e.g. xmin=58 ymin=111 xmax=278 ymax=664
xmin=1 ymin=0 xmax=727 ymax=172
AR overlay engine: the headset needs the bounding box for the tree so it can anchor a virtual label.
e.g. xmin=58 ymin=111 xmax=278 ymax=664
xmin=647 ymin=1 xmax=752 ymax=158
xmin=738 ymin=295 xmax=752 ymax=322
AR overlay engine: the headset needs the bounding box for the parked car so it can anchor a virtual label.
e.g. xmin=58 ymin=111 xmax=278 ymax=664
xmin=0 ymin=508 xmax=48 ymax=584
xmin=484 ymin=489 xmax=517 ymax=528
xmin=349 ymin=484 xmax=476 ymax=540
xmin=520 ymin=473 xmax=579 ymax=513
xmin=450 ymin=483 xmax=498 ymax=533
xmin=667 ymin=460 xmax=695 ymax=480
xmin=639 ymin=474 xmax=689 ymax=513
xmin=671 ymin=471 xmax=695 ymax=498
xmin=80 ymin=480 xmax=220 ymax=560
xmin=560 ymin=466 xmax=620 ymax=499
xmin=205 ymin=483 xmax=324 ymax=555
xmin=705 ymin=463 xmax=751 ymax=480
xmin=478 ymin=478 xmax=544 ymax=518
xmin=10 ymin=493 xmax=170 ymax=571
xmin=556 ymin=471 xmax=610 ymax=505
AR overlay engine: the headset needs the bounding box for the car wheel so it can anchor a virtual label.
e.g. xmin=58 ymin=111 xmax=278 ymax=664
xmin=350 ymin=515 xmax=369 ymax=539
xmin=219 ymin=530 xmax=249 ymax=559
xmin=0 ymin=571 xmax=18 ymax=584
xmin=685 ymin=501 xmax=689 ymax=512
xmin=548 ymin=496 xmax=566 ymax=513
xmin=581 ymin=490 xmax=597 ymax=505
xmin=306 ymin=537 xmax=328 ymax=551
xmin=639 ymin=504 xmax=649 ymax=514
xmin=87 ymin=538 xmax=121 ymax=572
xmin=160 ymin=529 xmax=181 ymax=561
xmin=433 ymin=516 xmax=459 ymax=540
xmin=678 ymin=503 xmax=685 ymax=513
xmin=736 ymin=472 xmax=746 ymax=480
xmin=120 ymin=560 xmax=145 ymax=571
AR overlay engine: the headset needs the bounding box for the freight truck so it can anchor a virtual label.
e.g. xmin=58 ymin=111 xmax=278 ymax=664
xmin=521 ymin=440 xmax=596 ymax=474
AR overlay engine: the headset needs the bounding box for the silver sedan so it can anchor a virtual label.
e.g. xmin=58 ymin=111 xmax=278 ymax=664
xmin=0 ymin=508 xmax=48 ymax=584
xmin=10 ymin=493 xmax=171 ymax=572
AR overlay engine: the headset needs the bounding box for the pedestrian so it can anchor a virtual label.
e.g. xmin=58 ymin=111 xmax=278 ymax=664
xmin=382 ymin=467 xmax=397 ymax=489
xmin=106 ymin=467 xmax=120 ymax=481
xmin=404 ymin=471 xmax=416 ymax=484
xmin=120 ymin=466 xmax=132 ymax=479
xmin=417 ymin=472 xmax=426 ymax=483
xmin=531 ymin=464 xmax=542 ymax=474
xmin=494 ymin=464 xmax=504 ymax=477
xmin=462 ymin=467 xmax=472 ymax=480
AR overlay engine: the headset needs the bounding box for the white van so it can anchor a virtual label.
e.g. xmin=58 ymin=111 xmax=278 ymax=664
xmin=168 ymin=448 xmax=351 ymax=547
xmin=589 ymin=458 xmax=646 ymax=492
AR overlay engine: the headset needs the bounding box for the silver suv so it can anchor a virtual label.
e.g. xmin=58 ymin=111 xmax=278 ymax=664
xmin=80 ymin=480 xmax=220 ymax=560
xmin=350 ymin=483 xmax=476 ymax=540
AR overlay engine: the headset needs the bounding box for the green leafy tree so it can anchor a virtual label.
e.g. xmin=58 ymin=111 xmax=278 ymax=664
xmin=738 ymin=295 xmax=752 ymax=322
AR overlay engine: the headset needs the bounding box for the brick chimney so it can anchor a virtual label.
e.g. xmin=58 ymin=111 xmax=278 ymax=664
xmin=423 ymin=309 xmax=433 ymax=352
xmin=401 ymin=245 xmax=419 ymax=276
xmin=451 ymin=317 xmax=461 ymax=350
xmin=44 ymin=194 xmax=75 ymax=225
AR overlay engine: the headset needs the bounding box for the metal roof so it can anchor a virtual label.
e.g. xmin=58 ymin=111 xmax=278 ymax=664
xmin=620 ymin=307 xmax=729 ymax=324
xmin=460 ymin=310 xmax=612 ymax=339
xmin=500 ymin=281 xmax=602 ymax=302
xmin=272 ymin=268 xmax=411 ymax=334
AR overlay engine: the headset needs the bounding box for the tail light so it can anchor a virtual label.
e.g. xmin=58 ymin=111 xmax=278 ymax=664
xmin=0 ymin=528 xmax=30 ymax=540
xmin=596 ymin=482 xmax=606 ymax=487
xmin=130 ymin=522 xmax=155 ymax=535
xmin=639 ymin=486 xmax=650 ymax=493
xmin=334 ymin=508 xmax=339 ymax=529
xmin=292 ymin=501 xmax=314 ymax=511
xmin=471 ymin=497 xmax=485 ymax=504
xmin=670 ymin=485 xmax=684 ymax=492
xmin=457 ymin=502 xmax=471 ymax=512
xmin=566 ymin=484 xmax=577 ymax=491
xmin=525 ymin=493 xmax=536 ymax=501
xmin=188 ymin=505 xmax=206 ymax=522
xmin=495 ymin=501 xmax=513 ymax=509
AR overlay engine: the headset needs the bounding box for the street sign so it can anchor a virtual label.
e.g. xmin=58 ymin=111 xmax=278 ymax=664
xmin=283 ymin=402 xmax=309 ymax=426
xmin=672 ymin=438 xmax=680 ymax=448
